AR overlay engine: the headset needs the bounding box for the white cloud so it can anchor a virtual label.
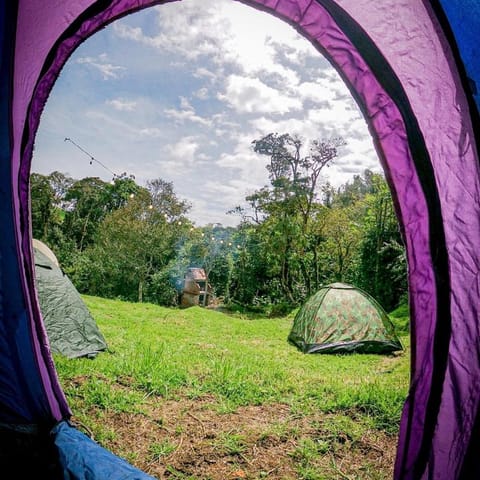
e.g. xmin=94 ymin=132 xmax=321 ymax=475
xmin=113 ymin=0 xmax=314 ymax=89
xmin=106 ymin=98 xmax=137 ymax=111
xmin=33 ymin=0 xmax=381 ymax=226
xmin=250 ymin=116 xmax=309 ymax=138
xmin=308 ymin=102 xmax=358 ymax=126
xmin=113 ymin=7 xmax=221 ymax=60
xmin=216 ymin=136 xmax=269 ymax=182
xmin=77 ymin=55 xmax=125 ymax=79
xmin=164 ymin=136 xmax=201 ymax=167
xmin=137 ymin=127 xmax=163 ymax=138
xmin=194 ymin=87 xmax=209 ymax=100
xmin=164 ymin=97 xmax=212 ymax=126
xmin=193 ymin=67 xmax=217 ymax=81
xmin=297 ymin=79 xmax=351 ymax=106
xmin=218 ymin=75 xmax=302 ymax=114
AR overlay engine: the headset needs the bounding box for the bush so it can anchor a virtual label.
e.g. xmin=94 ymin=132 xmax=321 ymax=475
xmin=145 ymin=270 xmax=179 ymax=307
xmin=389 ymin=303 xmax=410 ymax=335
xmin=266 ymin=301 xmax=295 ymax=318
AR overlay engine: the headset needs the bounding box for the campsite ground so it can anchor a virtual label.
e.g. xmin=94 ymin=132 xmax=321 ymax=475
xmin=55 ymin=296 xmax=409 ymax=479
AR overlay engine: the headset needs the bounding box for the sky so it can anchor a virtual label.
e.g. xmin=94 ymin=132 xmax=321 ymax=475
xmin=32 ymin=0 xmax=382 ymax=227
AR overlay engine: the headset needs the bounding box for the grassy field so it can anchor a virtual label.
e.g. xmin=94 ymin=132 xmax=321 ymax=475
xmin=53 ymin=296 xmax=410 ymax=480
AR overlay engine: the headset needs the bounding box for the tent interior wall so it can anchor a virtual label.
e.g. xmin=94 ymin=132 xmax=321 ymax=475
xmin=0 ymin=1 xmax=479 ymax=479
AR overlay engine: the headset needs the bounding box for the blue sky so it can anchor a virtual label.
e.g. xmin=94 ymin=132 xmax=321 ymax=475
xmin=32 ymin=0 xmax=381 ymax=226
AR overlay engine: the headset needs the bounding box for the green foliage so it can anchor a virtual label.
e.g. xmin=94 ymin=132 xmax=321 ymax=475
xmin=146 ymin=269 xmax=179 ymax=306
xmin=230 ymin=133 xmax=347 ymax=306
xmin=30 ymin=133 xmax=409 ymax=312
xmin=231 ymin=142 xmax=407 ymax=311
xmin=389 ymin=303 xmax=410 ymax=335
xmin=30 ymin=173 xmax=56 ymax=240
xmin=69 ymin=179 xmax=191 ymax=303
xmin=62 ymin=176 xmax=113 ymax=251
xmin=30 ymin=172 xmax=74 ymax=254
xmin=354 ymin=176 xmax=407 ymax=311
xmin=390 ymin=304 xmax=409 ymax=318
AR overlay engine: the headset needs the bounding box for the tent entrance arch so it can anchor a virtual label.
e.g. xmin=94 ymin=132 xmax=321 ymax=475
xmin=1 ymin=1 xmax=479 ymax=479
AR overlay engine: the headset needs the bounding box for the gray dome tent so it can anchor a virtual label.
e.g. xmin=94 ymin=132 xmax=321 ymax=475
xmin=289 ymin=283 xmax=402 ymax=354
xmin=33 ymin=241 xmax=107 ymax=359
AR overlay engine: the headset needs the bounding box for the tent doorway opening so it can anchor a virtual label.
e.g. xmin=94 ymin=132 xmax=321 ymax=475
xmin=28 ymin=2 xmax=410 ymax=478
xmin=3 ymin=0 xmax=480 ymax=479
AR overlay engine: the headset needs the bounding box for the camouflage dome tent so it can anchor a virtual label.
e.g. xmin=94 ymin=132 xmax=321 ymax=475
xmin=33 ymin=240 xmax=107 ymax=359
xmin=289 ymin=283 xmax=402 ymax=354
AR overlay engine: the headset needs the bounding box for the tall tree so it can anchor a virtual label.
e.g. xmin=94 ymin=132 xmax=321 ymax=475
xmin=62 ymin=177 xmax=112 ymax=251
xmin=62 ymin=175 xmax=138 ymax=251
xmin=356 ymin=174 xmax=407 ymax=310
xmin=47 ymin=171 xmax=74 ymax=210
xmin=30 ymin=173 xmax=56 ymax=240
xmin=319 ymin=206 xmax=362 ymax=282
xmin=73 ymin=179 xmax=191 ymax=304
xmin=246 ymin=133 xmax=345 ymax=301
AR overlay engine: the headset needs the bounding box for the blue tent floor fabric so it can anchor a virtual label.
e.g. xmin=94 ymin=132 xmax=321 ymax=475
xmin=0 ymin=421 xmax=64 ymax=479
xmin=0 ymin=421 xmax=156 ymax=479
xmin=53 ymin=421 xmax=156 ymax=480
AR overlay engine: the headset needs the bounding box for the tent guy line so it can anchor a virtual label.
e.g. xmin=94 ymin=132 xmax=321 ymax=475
xmin=64 ymin=137 xmax=119 ymax=179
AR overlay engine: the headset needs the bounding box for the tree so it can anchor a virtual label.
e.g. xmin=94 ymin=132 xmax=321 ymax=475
xmin=62 ymin=174 xmax=139 ymax=252
xmin=319 ymin=206 xmax=362 ymax=282
xmin=106 ymin=173 xmax=139 ymax=211
xmin=252 ymin=133 xmax=345 ymax=224
xmin=73 ymin=179 xmax=191 ymax=304
xmin=243 ymin=133 xmax=346 ymax=302
xmin=62 ymin=177 xmax=112 ymax=251
xmin=355 ymin=174 xmax=407 ymax=310
xmin=30 ymin=173 xmax=56 ymax=240
xmin=332 ymin=169 xmax=375 ymax=207
xmin=47 ymin=171 xmax=74 ymax=210
xmin=147 ymin=178 xmax=190 ymax=221
xmin=220 ymin=223 xmax=277 ymax=308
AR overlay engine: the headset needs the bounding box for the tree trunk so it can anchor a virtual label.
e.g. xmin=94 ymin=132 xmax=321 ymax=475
xmin=203 ymin=273 xmax=208 ymax=306
xmin=299 ymin=258 xmax=311 ymax=297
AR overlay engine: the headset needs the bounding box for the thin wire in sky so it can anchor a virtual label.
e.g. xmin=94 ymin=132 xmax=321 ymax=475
xmin=64 ymin=137 xmax=118 ymax=178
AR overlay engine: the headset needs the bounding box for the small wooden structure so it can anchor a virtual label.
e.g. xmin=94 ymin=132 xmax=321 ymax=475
xmin=180 ymin=268 xmax=213 ymax=308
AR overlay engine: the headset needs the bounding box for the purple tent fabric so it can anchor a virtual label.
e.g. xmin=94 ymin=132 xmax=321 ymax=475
xmin=1 ymin=1 xmax=480 ymax=479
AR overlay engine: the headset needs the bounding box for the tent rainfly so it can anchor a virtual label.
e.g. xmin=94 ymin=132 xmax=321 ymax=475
xmin=1 ymin=1 xmax=480 ymax=479
xmin=288 ymin=283 xmax=402 ymax=354
xmin=33 ymin=240 xmax=107 ymax=359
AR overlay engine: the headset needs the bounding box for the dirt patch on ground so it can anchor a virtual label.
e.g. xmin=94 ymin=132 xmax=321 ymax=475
xmin=72 ymin=394 xmax=397 ymax=479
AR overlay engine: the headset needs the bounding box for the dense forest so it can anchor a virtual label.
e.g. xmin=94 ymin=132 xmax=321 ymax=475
xmin=31 ymin=133 xmax=408 ymax=314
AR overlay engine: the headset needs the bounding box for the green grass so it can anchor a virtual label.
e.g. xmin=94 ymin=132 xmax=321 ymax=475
xmin=148 ymin=440 xmax=177 ymax=461
xmin=55 ymin=295 xmax=409 ymax=426
xmin=389 ymin=303 xmax=410 ymax=335
xmin=213 ymin=431 xmax=247 ymax=456
xmin=53 ymin=296 xmax=410 ymax=477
